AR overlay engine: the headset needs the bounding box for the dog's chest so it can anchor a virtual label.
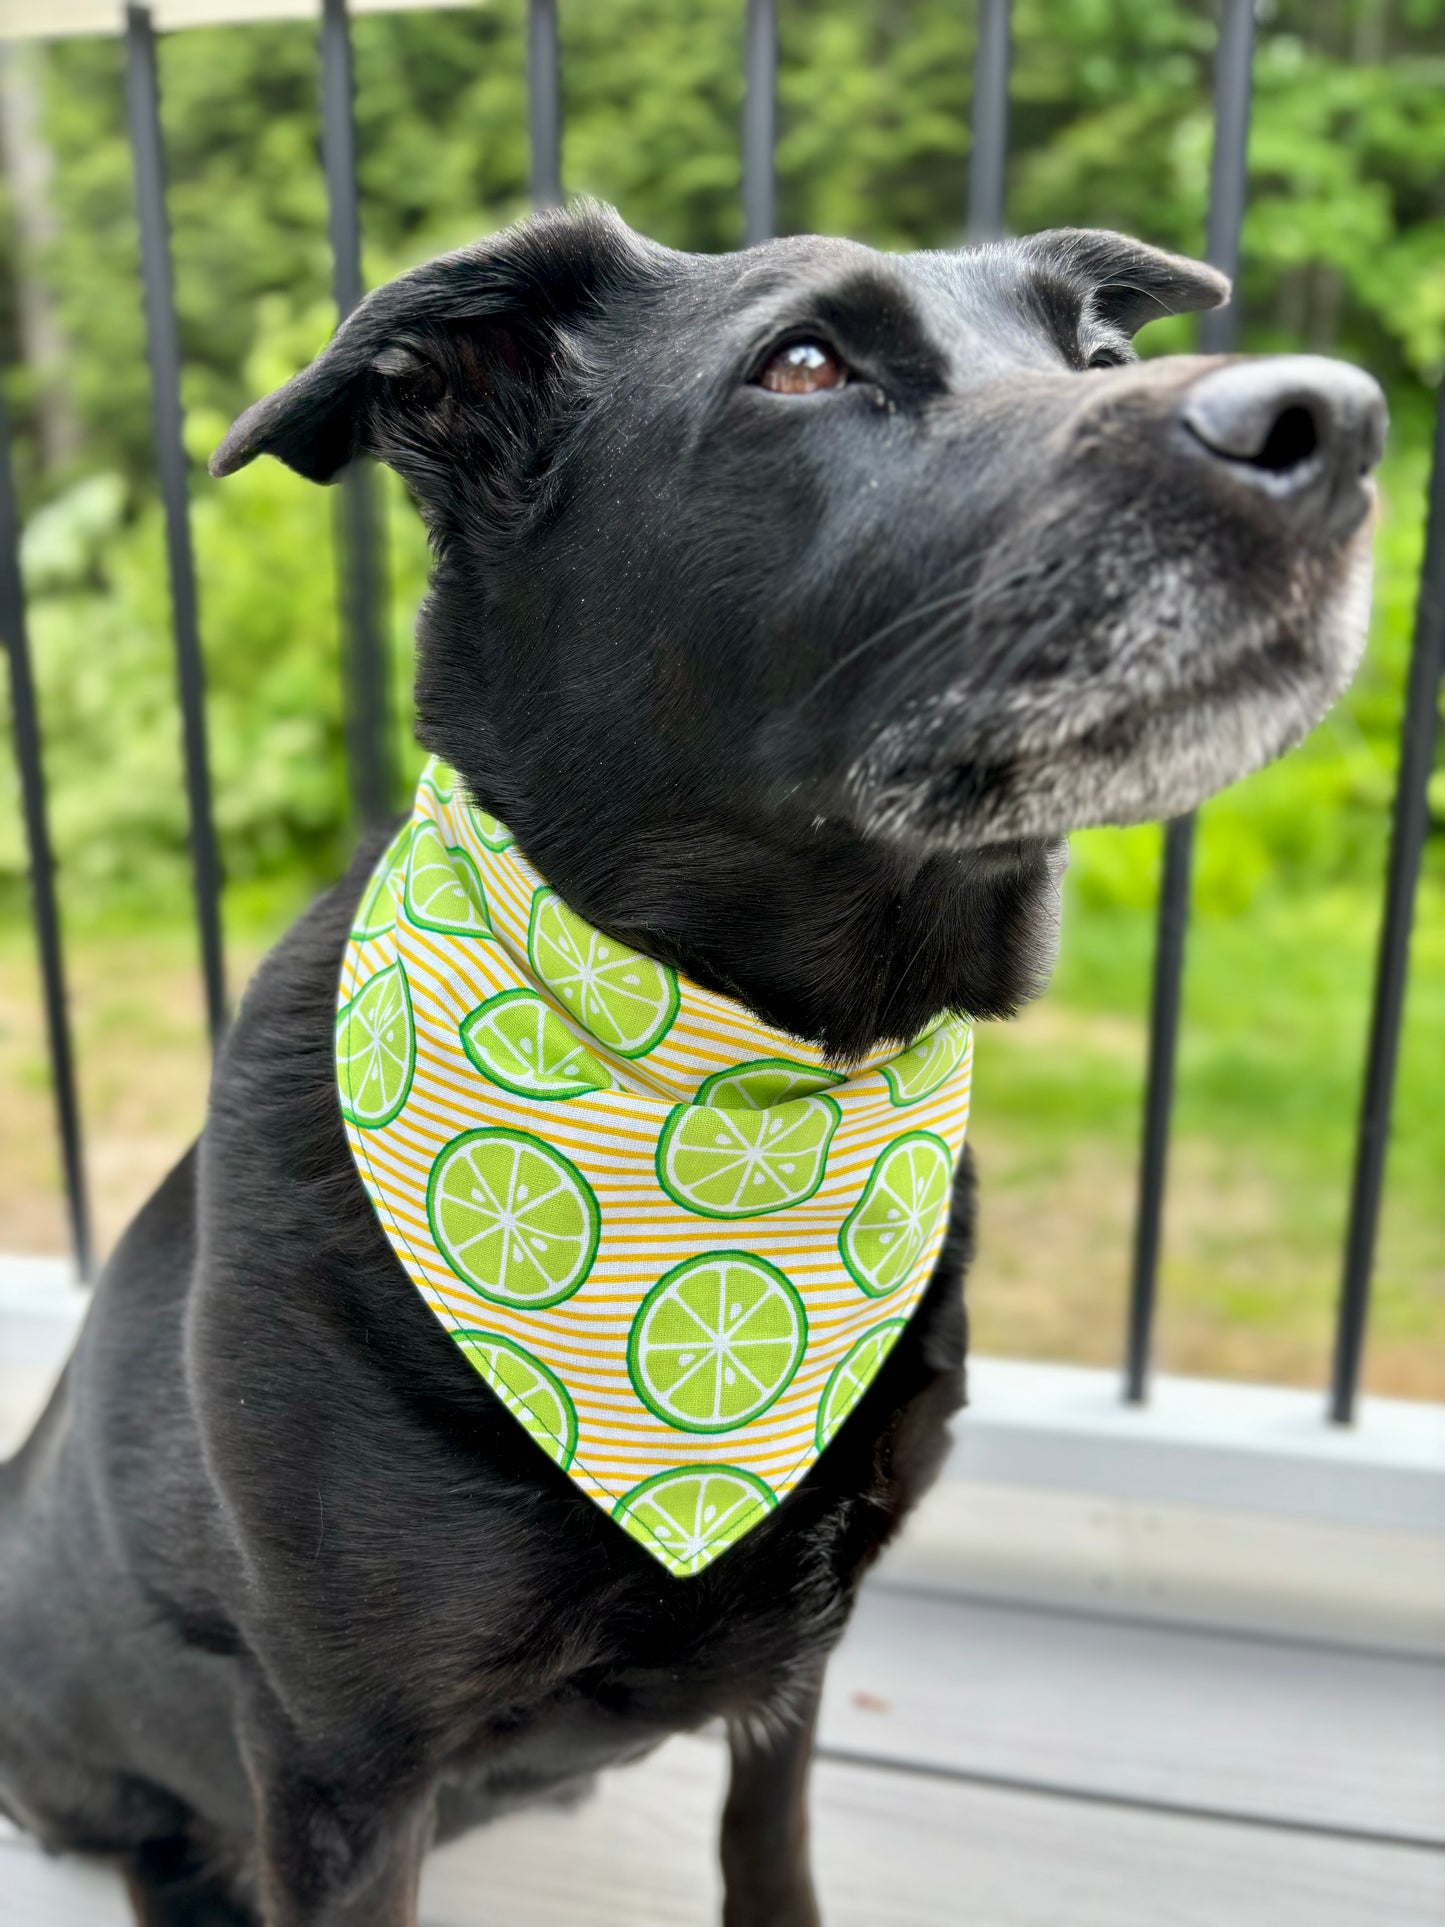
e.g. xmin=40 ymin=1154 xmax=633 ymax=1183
xmin=432 ymin=1616 xmax=818 ymax=1825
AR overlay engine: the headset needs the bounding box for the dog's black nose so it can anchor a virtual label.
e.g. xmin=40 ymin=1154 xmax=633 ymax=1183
xmin=1180 ymin=354 xmax=1387 ymax=544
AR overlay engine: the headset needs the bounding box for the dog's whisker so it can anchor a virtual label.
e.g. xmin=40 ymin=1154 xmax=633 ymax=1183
xmin=868 ymin=560 xmax=1056 ymax=722
xmin=786 ymin=562 xmax=982 ymax=713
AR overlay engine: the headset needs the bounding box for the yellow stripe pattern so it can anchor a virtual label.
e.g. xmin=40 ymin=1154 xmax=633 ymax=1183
xmin=336 ymin=760 xmax=972 ymax=1576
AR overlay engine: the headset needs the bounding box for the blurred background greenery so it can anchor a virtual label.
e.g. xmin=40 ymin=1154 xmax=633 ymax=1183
xmin=0 ymin=0 xmax=1440 ymax=1395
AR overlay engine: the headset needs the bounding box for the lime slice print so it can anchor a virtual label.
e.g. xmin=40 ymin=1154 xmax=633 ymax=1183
xmin=453 ymin=1331 xmax=578 ymax=1470
xmin=428 ymin=1127 xmax=600 ymax=1308
xmin=460 ymin=989 xmax=612 ymax=1100
xmin=815 ymin=1319 xmax=907 ymax=1452
xmin=839 ymin=1131 xmax=954 ymax=1298
xmin=336 ymin=961 xmax=415 ymax=1129
xmin=419 ymin=756 xmax=454 ymax=803
xmin=353 ymin=825 xmax=413 ymax=941
xmin=613 ymin=1466 xmax=777 ymax=1578
xmin=469 ymin=804 xmax=513 ymax=852
xmin=881 ymin=1019 xmax=971 ymax=1107
xmin=627 ymin=1252 xmax=807 ymax=1434
xmin=697 ymin=1057 xmax=845 ymax=1110
xmin=528 ymin=889 xmax=678 ymax=1057
xmin=404 ymin=819 xmax=491 ymax=936
xmin=657 ymin=1096 xmax=839 ymax=1219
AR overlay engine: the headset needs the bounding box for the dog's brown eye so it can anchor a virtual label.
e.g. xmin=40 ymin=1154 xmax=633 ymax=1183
xmin=757 ymin=340 xmax=847 ymax=395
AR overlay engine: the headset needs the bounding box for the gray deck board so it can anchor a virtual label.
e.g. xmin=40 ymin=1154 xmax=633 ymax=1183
xmin=826 ymin=1585 xmax=1445 ymax=1842
xmin=4 ymin=1341 xmax=1444 ymax=1920
xmin=420 ymin=1739 xmax=1445 ymax=1927
xmin=5 ymin=1735 xmax=1444 ymax=1927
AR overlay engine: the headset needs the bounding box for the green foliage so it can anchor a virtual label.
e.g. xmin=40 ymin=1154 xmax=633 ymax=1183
xmin=0 ymin=320 xmax=433 ymax=920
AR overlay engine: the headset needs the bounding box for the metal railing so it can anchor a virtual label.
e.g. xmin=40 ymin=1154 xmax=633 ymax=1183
xmin=1 ymin=1 xmax=1441 ymax=1429
xmin=1125 ymin=0 xmax=1254 ymax=1408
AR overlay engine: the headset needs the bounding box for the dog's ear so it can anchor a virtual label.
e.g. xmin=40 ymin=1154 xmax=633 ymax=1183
xmin=209 ymin=203 xmax=652 ymax=497
xmin=1021 ymin=228 xmax=1230 ymax=336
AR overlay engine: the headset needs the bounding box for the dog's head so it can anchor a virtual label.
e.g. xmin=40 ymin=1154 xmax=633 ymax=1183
xmin=215 ymin=206 xmax=1383 ymax=1046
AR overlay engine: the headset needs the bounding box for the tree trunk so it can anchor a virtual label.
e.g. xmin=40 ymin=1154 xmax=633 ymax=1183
xmin=0 ymin=40 xmax=83 ymax=476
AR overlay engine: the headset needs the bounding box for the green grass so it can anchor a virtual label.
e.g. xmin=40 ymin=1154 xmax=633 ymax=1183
xmin=969 ymin=860 xmax=1445 ymax=1399
xmin=1 ymin=850 xmax=1441 ymax=1400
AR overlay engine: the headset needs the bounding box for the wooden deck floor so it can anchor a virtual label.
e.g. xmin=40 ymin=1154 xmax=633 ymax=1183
xmin=5 ymin=1289 xmax=1444 ymax=1922
xmin=4 ymin=1583 xmax=1443 ymax=1926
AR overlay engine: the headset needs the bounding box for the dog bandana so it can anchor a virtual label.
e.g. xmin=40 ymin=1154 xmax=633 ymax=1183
xmin=336 ymin=759 xmax=973 ymax=1577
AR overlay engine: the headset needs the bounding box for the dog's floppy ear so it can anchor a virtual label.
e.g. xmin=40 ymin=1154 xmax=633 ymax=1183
xmin=209 ymin=203 xmax=652 ymax=490
xmin=1021 ymin=228 xmax=1230 ymax=336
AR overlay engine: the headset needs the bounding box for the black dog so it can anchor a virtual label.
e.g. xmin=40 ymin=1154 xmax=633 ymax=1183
xmin=0 ymin=206 xmax=1383 ymax=1926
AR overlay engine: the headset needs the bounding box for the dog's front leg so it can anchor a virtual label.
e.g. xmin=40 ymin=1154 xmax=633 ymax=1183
xmin=247 ymin=1753 xmax=434 ymax=1927
xmin=719 ymin=1677 xmax=823 ymax=1927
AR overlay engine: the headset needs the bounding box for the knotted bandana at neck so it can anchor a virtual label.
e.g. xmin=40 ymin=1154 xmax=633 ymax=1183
xmin=336 ymin=759 xmax=973 ymax=1577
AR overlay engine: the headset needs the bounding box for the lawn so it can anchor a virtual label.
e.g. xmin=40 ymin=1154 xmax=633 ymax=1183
xmin=3 ymin=857 xmax=1440 ymax=1404
xmin=969 ymin=872 xmax=1445 ymax=1399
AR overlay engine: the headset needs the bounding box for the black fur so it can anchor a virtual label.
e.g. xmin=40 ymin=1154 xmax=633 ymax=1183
xmin=1 ymin=206 xmax=1379 ymax=1926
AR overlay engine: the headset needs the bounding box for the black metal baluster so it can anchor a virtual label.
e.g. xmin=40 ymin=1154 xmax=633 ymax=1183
xmin=528 ymin=0 xmax=562 ymax=209
xmin=320 ymin=0 xmax=393 ymax=833
xmin=1125 ymin=0 xmax=1254 ymax=1404
xmin=124 ymin=3 xmax=226 ymax=1050
xmin=742 ymin=0 xmax=776 ymax=246
xmin=1332 ymin=394 xmax=1445 ymax=1425
xmin=967 ymin=0 xmax=1010 ymax=242
xmin=0 ymin=396 xmax=92 ymax=1281
xmin=1196 ymin=0 xmax=1255 ymax=362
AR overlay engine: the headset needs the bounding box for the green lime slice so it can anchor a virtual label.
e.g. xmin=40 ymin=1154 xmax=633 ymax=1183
xmin=839 ymin=1130 xmax=954 ymax=1297
xmin=419 ymin=756 xmax=454 ymax=803
xmin=656 ymin=1095 xmax=839 ymax=1219
xmin=459 ymin=989 xmax=612 ymax=1100
xmin=469 ymin=804 xmax=513 ymax=852
xmin=404 ymin=819 xmax=491 ymax=936
xmin=815 ymin=1319 xmax=907 ymax=1452
xmin=613 ymin=1465 xmax=777 ymax=1578
xmin=419 ymin=757 xmax=515 ymax=849
xmin=528 ymin=888 xmax=678 ymax=1057
xmin=336 ymin=961 xmax=416 ymax=1129
xmin=881 ymin=1019 xmax=971 ymax=1107
xmin=627 ymin=1252 xmax=807 ymax=1434
xmin=428 ymin=1127 xmax=600 ymax=1307
xmin=353 ymin=825 xmax=413 ymax=941
xmin=453 ymin=1330 xmax=578 ymax=1470
xmin=696 ymin=1057 xmax=846 ymax=1110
